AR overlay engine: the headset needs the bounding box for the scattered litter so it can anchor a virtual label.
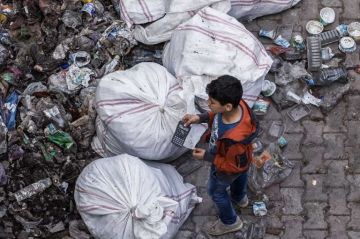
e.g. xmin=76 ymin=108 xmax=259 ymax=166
xmin=253 ymin=201 xmax=268 ymax=216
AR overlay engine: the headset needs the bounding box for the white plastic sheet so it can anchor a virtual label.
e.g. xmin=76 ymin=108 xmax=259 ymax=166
xmin=94 ymin=62 xmax=189 ymax=161
xmin=228 ymin=0 xmax=302 ymax=21
xmin=162 ymin=7 xmax=273 ymax=110
xmin=74 ymin=154 xmax=202 ymax=239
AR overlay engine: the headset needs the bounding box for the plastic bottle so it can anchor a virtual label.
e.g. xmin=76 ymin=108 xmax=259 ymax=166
xmin=306 ymin=67 xmax=348 ymax=86
xmin=14 ymin=178 xmax=52 ymax=202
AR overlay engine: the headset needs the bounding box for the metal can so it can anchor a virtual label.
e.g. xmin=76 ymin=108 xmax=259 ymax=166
xmin=253 ymin=201 xmax=268 ymax=216
xmin=81 ymin=3 xmax=96 ymax=16
xmin=348 ymin=22 xmax=360 ymax=41
xmin=252 ymin=98 xmax=270 ymax=115
xmin=259 ymin=29 xmax=276 ymax=40
xmin=319 ymin=7 xmax=335 ymax=26
xmin=339 ymin=37 xmax=356 ymax=53
xmin=278 ymin=136 xmax=288 ymax=148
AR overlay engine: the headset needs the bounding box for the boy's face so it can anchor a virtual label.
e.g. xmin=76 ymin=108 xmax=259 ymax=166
xmin=207 ymin=97 xmax=233 ymax=113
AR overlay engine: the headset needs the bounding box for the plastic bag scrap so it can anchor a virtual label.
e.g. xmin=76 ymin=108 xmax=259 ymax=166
xmin=162 ymin=7 xmax=273 ymax=110
xmin=228 ymin=0 xmax=302 ymax=21
xmin=97 ymin=20 xmax=137 ymax=56
xmin=275 ymin=61 xmax=311 ymax=86
xmin=65 ymin=65 xmax=95 ymax=91
xmin=74 ymin=154 xmax=201 ymax=239
xmin=248 ymin=143 xmax=295 ymax=193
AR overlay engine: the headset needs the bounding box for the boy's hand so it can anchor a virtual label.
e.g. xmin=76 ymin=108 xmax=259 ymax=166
xmin=182 ymin=114 xmax=200 ymax=127
xmin=192 ymin=148 xmax=205 ymax=160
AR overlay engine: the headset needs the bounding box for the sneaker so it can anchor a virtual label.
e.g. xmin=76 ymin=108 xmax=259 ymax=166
xmin=233 ymin=195 xmax=249 ymax=210
xmin=207 ymin=216 xmax=243 ymax=236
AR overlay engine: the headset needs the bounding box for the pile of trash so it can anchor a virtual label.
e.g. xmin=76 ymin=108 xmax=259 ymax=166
xmin=1 ymin=0 xmax=357 ymax=238
xmin=0 ymin=0 xmax=149 ymax=238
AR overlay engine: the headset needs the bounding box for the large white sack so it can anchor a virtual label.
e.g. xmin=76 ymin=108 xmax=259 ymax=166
xmin=229 ymin=0 xmax=302 ymax=21
xmin=162 ymin=7 xmax=272 ymax=109
xmin=74 ymin=154 xmax=202 ymax=239
xmin=116 ymin=0 xmax=230 ymax=44
xmin=95 ymin=62 xmax=188 ymax=161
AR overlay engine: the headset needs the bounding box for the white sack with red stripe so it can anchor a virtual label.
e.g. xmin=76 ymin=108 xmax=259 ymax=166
xmin=229 ymin=0 xmax=302 ymax=21
xmin=116 ymin=0 xmax=230 ymax=44
xmin=162 ymin=7 xmax=273 ymax=109
xmin=74 ymin=154 xmax=202 ymax=239
xmin=95 ymin=62 xmax=188 ymax=161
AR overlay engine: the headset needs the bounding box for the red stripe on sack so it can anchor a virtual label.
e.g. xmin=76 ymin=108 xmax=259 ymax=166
xmin=231 ymin=0 xmax=293 ymax=6
xmin=78 ymin=204 xmax=120 ymax=212
xmin=76 ymin=184 xmax=120 ymax=205
xmin=96 ymin=98 xmax=142 ymax=106
xmin=127 ymin=104 xmax=158 ymax=116
xmin=166 ymin=188 xmax=196 ymax=201
xmin=168 ymin=85 xmax=182 ymax=96
xmin=118 ymin=0 xmax=133 ymax=26
xmin=197 ymin=11 xmax=267 ymax=56
xmin=170 ymin=206 xmax=195 ymax=223
xmin=97 ymin=100 xmax=143 ymax=107
xmin=177 ymin=25 xmax=270 ymax=69
xmin=105 ymin=103 xmax=157 ymax=124
xmin=140 ymin=0 xmax=154 ymax=22
xmin=138 ymin=0 xmax=151 ymax=22
xmin=243 ymin=93 xmax=258 ymax=98
xmin=104 ymin=103 xmax=151 ymax=124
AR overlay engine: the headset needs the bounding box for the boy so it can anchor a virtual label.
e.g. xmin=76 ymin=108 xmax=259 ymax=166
xmin=182 ymin=75 xmax=258 ymax=236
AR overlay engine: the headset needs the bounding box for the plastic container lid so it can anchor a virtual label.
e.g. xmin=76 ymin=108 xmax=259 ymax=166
xmin=348 ymin=22 xmax=360 ymax=41
xmin=320 ymin=7 xmax=335 ymax=25
xmin=306 ymin=20 xmax=324 ymax=35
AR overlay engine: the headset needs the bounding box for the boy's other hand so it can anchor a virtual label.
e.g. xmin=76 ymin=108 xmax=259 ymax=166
xmin=192 ymin=148 xmax=205 ymax=160
xmin=182 ymin=114 xmax=200 ymax=127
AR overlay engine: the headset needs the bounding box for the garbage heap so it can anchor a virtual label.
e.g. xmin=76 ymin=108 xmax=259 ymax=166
xmin=0 ymin=0 xmax=149 ymax=238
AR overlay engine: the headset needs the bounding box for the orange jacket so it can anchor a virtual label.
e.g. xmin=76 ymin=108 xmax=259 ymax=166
xmin=203 ymin=100 xmax=258 ymax=174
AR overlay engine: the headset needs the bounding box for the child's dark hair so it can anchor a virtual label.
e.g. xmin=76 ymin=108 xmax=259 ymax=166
xmin=206 ymin=75 xmax=243 ymax=108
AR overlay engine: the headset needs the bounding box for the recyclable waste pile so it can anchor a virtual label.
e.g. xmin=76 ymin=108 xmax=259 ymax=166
xmin=0 ymin=0 xmax=167 ymax=238
xmin=0 ymin=0 xmax=358 ymax=238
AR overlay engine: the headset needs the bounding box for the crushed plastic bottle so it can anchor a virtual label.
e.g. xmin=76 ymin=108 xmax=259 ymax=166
xmin=4 ymin=91 xmax=19 ymax=130
xmin=306 ymin=67 xmax=348 ymax=86
xmin=43 ymin=106 xmax=66 ymax=128
xmin=13 ymin=178 xmax=52 ymax=202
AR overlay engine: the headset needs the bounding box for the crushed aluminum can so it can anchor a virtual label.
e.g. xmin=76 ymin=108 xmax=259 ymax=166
xmin=253 ymin=201 xmax=267 ymax=216
xmin=319 ymin=7 xmax=335 ymax=26
xmin=321 ymin=47 xmax=335 ymax=61
xmin=277 ymin=136 xmax=288 ymax=148
xmin=274 ymin=35 xmax=290 ymax=48
xmin=259 ymin=29 xmax=276 ymax=40
xmin=252 ymin=98 xmax=270 ymax=115
xmin=291 ymin=35 xmax=305 ymax=51
xmin=81 ymin=3 xmax=96 ymax=16
xmin=339 ymin=37 xmax=356 ymax=53
xmin=336 ymin=24 xmax=348 ymax=36
xmin=252 ymin=139 xmax=264 ymax=154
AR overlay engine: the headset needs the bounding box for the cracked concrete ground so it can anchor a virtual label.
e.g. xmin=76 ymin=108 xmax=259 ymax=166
xmin=175 ymin=0 xmax=360 ymax=238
